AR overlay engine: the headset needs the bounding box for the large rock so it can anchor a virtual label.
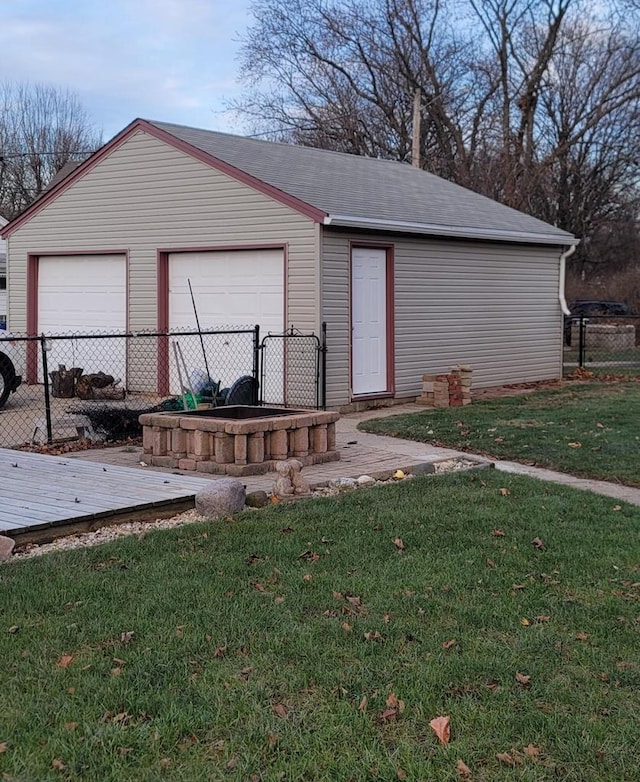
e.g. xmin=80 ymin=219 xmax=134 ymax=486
xmin=195 ymin=478 xmax=246 ymax=518
xmin=0 ymin=536 xmax=16 ymax=561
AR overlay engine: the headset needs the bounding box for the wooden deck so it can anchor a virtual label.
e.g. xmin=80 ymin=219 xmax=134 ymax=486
xmin=0 ymin=448 xmax=216 ymax=543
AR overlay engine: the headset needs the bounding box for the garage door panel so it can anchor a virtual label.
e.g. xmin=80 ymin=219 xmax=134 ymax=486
xmin=38 ymin=255 xmax=127 ymax=383
xmin=169 ymin=250 xmax=284 ymax=396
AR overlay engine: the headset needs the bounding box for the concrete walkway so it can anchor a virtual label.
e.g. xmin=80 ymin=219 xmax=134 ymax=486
xmin=67 ymin=402 xmax=640 ymax=507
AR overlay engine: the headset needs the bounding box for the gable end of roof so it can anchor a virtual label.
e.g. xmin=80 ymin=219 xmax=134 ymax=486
xmin=1 ymin=119 xmax=326 ymax=238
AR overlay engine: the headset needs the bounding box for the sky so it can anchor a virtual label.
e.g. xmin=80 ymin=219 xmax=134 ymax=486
xmin=0 ymin=0 xmax=254 ymax=142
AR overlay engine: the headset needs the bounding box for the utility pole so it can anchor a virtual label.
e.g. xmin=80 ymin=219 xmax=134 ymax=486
xmin=412 ymin=88 xmax=421 ymax=168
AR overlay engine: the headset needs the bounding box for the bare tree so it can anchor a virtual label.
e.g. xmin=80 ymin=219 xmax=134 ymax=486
xmin=0 ymin=83 xmax=101 ymax=219
xmin=235 ymin=0 xmax=640 ymax=273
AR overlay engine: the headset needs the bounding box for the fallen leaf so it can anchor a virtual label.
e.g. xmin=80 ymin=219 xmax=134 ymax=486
xmin=364 ymin=631 xmax=382 ymax=641
xmin=342 ymin=622 xmax=353 ymax=632
xmin=52 ymin=758 xmax=65 ymax=770
xmin=64 ymin=722 xmax=78 ymax=731
xmin=613 ymin=505 xmax=622 ymax=512
xmin=214 ymin=645 xmax=227 ymax=658
xmin=596 ymin=422 xmax=604 ymax=429
xmin=175 ymin=626 xmax=184 ymax=637
xmin=386 ymin=693 xmax=405 ymax=712
xmin=486 ymin=558 xmax=495 ymax=568
xmin=272 ymin=703 xmax=288 ymax=718
xmin=515 ymin=672 xmax=531 ymax=686
xmin=397 ymin=769 xmax=407 ymax=780
xmin=491 ymin=528 xmax=505 ymax=537
xmin=270 ymin=495 xmax=280 ymax=504
xmin=429 ymin=715 xmax=451 ymax=745
xmin=159 ymin=758 xmax=171 ymax=768
xmin=383 ymin=613 xmax=391 ymax=623
xmin=332 ymin=591 xmax=344 ymax=600
xmin=535 ymin=615 xmax=550 ymax=623
xmin=57 ymin=655 xmax=74 ymax=669
xmin=7 ymin=626 xmax=19 ymax=634
xmin=346 ymin=595 xmax=362 ymax=606
xmin=521 ymin=617 xmax=531 ymax=626
xmin=494 ymin=436 xmax=504 ymax=443
xmin=442 ymin=638 xmax=457 ymax=650
xmin=497 ymin=752 xmax=515 ymax=766
xmin=111 ymin=667 xmax=122 ymax=677
xmin=0 ymin=742 xmax=8 ymax=753
xmin=568 ymin=441 xmax=581 ymax=448
xmin=523 ymin=743 xmax=540 ymax=757
xmin=254 ymin=582 xmax=266 ymax=592
xmin=120 ymin=631 xmax=134 ymax=644
xmin=456 ymin=759 xmax=472 ymax=777
xmin=393 ymin=538 xmax=405 ymax=552
xmin=576 ymin=632 xmax=589 ymax=641
xmin=358 ymin=695 xmax=368 ymax=712
xmin=303 ymin=573 xmax=312 ymax=582
xmin=274 ymin=596 xmax=285 ymax=604
xmin=381 ymin=708 xmax=398 ymax=721
xmin=298 ymin=550 xmax=320 ymax=562
xmin=499 ymin=487 xmax=510 ymax=496
xmin=532 ymin=537 xmax=545 ymax=550
xmin=225 ymin=756 xmax=238 ymax=771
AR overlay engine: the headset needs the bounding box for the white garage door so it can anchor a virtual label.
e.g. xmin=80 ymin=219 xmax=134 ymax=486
xmin=38 ymin=254 xmax=127 ymax=382
xmin=168 ymin=249 xmax=284 ymax=395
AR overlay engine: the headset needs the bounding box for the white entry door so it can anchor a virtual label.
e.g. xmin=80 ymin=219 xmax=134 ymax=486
xmin=351 ymin=247 xmax=388 ymax=395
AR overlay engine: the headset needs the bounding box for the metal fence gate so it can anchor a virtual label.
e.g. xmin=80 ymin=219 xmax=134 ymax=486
xmin=259 ymin=323 xmax=327 ymax=409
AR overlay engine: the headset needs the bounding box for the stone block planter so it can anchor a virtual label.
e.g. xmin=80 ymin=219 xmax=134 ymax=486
xmin=139 ymin=405 xmax=340 ymax=476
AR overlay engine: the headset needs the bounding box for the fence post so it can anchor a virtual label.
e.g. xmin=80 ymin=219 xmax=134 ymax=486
xmin=578 ymin=316 xmax=586 ymax=368
xmin=40 ymin=334 xmax=53 ymax=445
xmin=253 ymin=325 xmax=260 ymax=406
xmin=321 ymin=321 xmax=327 ymax=410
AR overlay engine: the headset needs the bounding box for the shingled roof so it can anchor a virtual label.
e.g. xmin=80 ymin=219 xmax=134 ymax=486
xmin=2 ymin=118 xmax=576 ymax=246
xmin=148 ymin=119 xmax=576 ymax=247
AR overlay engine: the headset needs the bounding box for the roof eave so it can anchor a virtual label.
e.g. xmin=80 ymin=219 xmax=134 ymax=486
xmin=324 ymin=214 xmax=578 ymax=246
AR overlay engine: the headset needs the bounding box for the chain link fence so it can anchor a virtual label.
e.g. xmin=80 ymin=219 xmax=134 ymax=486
xmin=0 ymin=327 xmax=259 ymax=450
xmin=563 ymin=315 xmax=640 ymax=378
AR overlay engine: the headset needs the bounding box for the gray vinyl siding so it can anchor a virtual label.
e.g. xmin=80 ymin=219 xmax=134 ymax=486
xmin=7 ymin=129 xmax=318 ymax=334
xmin=322 ymin=229 xmax=564 ymax=407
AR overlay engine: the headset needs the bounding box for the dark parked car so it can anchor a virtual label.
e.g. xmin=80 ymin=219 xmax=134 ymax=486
xmin=564 ymin=300 xmax=632 ymax=346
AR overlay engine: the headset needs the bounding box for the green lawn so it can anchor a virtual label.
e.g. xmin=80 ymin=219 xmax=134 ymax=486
xmin=360 ymin=383 xmax=640 ymax=486
xmin=2 ymin=471 xmax=640 ymax=780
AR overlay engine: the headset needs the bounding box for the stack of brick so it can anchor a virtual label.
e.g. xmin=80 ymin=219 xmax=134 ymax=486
xmin=416 ymin=365 xmax=472 ymax=407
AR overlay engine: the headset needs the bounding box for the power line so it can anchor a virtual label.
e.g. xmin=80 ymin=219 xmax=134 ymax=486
xmin=0 ymin=150 xmax=93 ymax=161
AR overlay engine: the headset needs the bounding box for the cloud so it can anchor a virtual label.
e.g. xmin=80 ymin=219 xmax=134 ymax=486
xmin=0 ymin=0 xmax=253 ymax=135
